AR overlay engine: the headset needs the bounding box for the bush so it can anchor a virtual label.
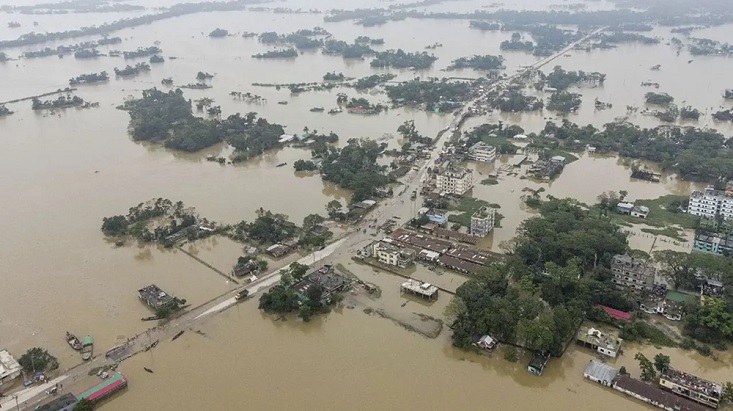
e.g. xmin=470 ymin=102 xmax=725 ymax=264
xmin=504 ymin=346 xmax=519 ymax=362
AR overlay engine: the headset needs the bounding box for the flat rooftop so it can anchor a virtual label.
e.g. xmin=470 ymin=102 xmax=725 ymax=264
xmin=437 ymin=254 xmax=483 ymax=274
xmin=138 ymin=284 xmax=174 ymax=307
xmin=661 ymin=368 xmax=722 ymax=397
xmin=445 ymin=246 xmax=492 ymax=266
xmin=390 ymin=229 xmax=452 ymax=254
xmin=401 ymin=279 xmax=438 ymax=296
xmin=577 ymin=327 xmax=621 ymax=352
xmin=615 ymin=375 xmax=707 ymax=411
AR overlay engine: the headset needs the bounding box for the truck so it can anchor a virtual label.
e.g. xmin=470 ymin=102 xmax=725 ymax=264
xmin=235 ymin=289 xmax=249 ymax=300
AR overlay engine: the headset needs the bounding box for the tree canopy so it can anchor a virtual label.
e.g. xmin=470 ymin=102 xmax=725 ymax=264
xmin=320 ymin=139 xmax=389 ymax=203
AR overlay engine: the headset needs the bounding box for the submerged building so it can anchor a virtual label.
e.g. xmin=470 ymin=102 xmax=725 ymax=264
xmin=138 ymin=284 xmax=175 ymax=309
xmin=659 ymin=367 xmax=723 ymax=409
xmin=436 ymin=164 xmax=474 ymax=196
xmin=611 ymin=254 xmax=655 ymax=291
xmin=470 ymin=206 xmax=495 ymax=237
xmin=0 ymin=349 xmax=21 ymax=386
xmin=468 ymin=142 xmax=496 ymax=163
xmin=687 ymin=186 xmax=733 ymax=221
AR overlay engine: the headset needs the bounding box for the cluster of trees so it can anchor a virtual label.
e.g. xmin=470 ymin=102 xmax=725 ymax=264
xmin=355 ymin=35 xmax=384 ymax=45
xmin=114 ymin=62 xmax=150 ymax=77
xmin=322 ymin=40 xmax=374 ymax=58
xmin=469 ymin=21 xmax=502 ymax=30
xmin=31 ymin=95 xmax=86 ymax=110
xmin=240 ymin=209 xmax=298 ymax=245
xmin=69 ymin=71 xmax=109 ymax=85
xmin=73 ymin=49 xmax=102 ymax=59
xmin=252 ymin=48 xmax=298 ymax=59
xmin=500 ymin=33 xmax=535 ymax=52
xmin=0 ymin=104 xmax=14 ymax=117
xmin=713 ymin=109 xmax=733 ymax=122
xmin=385 ymin=78 xmax=471 ymax=111
xmin=398 ymin=120 xmax=433 ymax=145
xmin=124 ymin=89 xmax=285 ymax=154
xmin=487 ymin=87 xmax=544 ymax=112
xmin=449 ymin=54 xmax=504 ymax=71
xmin=645 ymin=92 xmax=674 ymax=105
xmin=101 ymin=199 xmax=204 ymax=244
xmin=534 ymin=119 xmax=733 ymax=182
xmin=320 ymin=139 xmax=389 ymax=203
xmin=294 ymin=159 xmax=318 ymax=171
xmin=344 ymin=97 xmax=388 ymax=114
xmin=209 ymin=28 xmax=228 ymax=37
xmin=463 ymin=122 xmax=524 ymax=154
xmin=679 ymin=106 xmax=700 ymax=120
xmin=0 ymin=2 xmax=253 ymax=48
xmin=596 ymin=31 xmax=659 ymax=46
xmin=353 ymin=74 xmax=396 ymax=89
xmin=150 ymin=55 xmax=165 ymax=64
xmin=258 ymin=28 xmax=330 ymax=49
xmin=547 ymin=91 xmax=582 ymax=113
xmin=323 ymin=71 xmax=345 ymax=81
xmin=451 ymin=198 xmax=630 ymax=354
xmin=501 ymin=25 xmax=581 ymax=56
xmin=123 ymin=46 xmax=162 ymax=59
xmin=19 ymin=347 xmax=59 ymax=373
xmin=0 ymin=52 xmax=8 ymax=61
xmin=541 ymin=66 xmax=605 ymax=91
xmin=370 ymin=49 xmax=437 ymax=69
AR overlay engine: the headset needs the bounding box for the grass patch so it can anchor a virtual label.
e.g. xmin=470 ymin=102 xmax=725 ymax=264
xmin=635 ymin=195 xmax=698 ymax=229
xmin=447 ymin=197 xmax=500 ymax=227
xmin=620 ymin=320 xmax=678 ymax=348
xmin=640 ymin=227 xmax=687 ymax=242
xmin=480 ymin=178 xmax=499 ymax=185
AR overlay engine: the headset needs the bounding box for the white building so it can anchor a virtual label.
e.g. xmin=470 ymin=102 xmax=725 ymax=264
xmin=0 ymin=350 xmax=21 ymax=386
xmin=371 ymin=241 xmax=415 ymax=268
xmin=688 ymin=186 xmax=733 ymax=220
xmin=468 ymin=142 xmax=496 ymax=163
xmin=470 ymin=206 xmax=495 ymax=237
xmin=436 ymin=164 xmax=474 ymax=196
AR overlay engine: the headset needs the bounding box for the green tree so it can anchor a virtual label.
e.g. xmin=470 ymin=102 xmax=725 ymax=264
xmin=653 ymin=353 xmax=671 ymax=373
xmin=19 ymin=348 xmax=58 ymax=373
xmin=326 ymin=200 xmax=342 ymax=219
xmin=101 ymin=215 xmax=129 ymax=236
xmin=722 ymin=382 xmax=733 ymax=403
xmin=303 ymin=213 xmax=325 ymax=229
xmin=516 ymin=311 xmax=556 ymax=352
xmin=258 ymin=285 xmax=300 ymax=313
xmin=74 ymin=399 xmax=95 ymax=411
xmin=635 ymin=352 xmax=657 ymax=383
xmin=289 ymin=262 xmax=309 ymax=281
xmin=653 ymin=250 xmax=696 ymax=290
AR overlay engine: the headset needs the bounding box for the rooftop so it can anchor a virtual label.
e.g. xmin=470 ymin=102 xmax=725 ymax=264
xmin=0 ymin=349 xmax=21 ymax=379
xmin=583 ymin=360 xmax=619 ymax=383
xmin=401 ymin=279 xmax=438 ymax=296
xmin=577 ymin=327 xmax=621 ymax=352
xmin=138 ymin=284 xmax=174 ymax=308
xmin=472 ymin=205 xmax=493 ymax=219
xmin=437 ymin=254 xmax=484 ymax=274
xmin=661 ymin=367 xmax=722 ymax=397
xmin=445 ymin=246 xmax=492 ymax=266
xmin=614 ymin=375 xmax=707 ymax=411
xmin=596 ymin=304 xmax=632 ymax=322
xmin=35 ymin=393 xmax=77 ymax=411
xmin=390 ymin=229 xmax=452 ymax=254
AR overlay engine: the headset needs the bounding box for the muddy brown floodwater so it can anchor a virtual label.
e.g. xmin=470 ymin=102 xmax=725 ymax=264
xmin=0 ymin=1 xmax=732 ymax=409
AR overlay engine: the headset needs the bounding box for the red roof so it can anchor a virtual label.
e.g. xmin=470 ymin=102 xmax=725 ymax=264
xmin=596 ymin=305 xmax=632 ymax=322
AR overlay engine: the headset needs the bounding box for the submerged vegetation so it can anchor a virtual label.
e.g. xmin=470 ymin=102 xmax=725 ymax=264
xmin=252 ymin=48 xmax=298 ymax=59
xmin=114 ymin=63 xmax=151 ymax=77
xmin=122 ymin=88 xmax=285 ymax=156
xmin=449 ymin=54 xmax=504 ymax=71
xmin=69 ymin=71 xmax=109 ymax=86
xmin=370 ymin=49 xmax=437 ymax=69
xmin=386 ymin=78 xmax=472 ymax=111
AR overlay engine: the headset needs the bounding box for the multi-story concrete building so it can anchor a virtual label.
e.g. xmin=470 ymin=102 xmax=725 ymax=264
xmin=610 ymin=254 xmax=655 ymax=291
xmin=468 ymin=142 xmax=496 ymax=163
xmin=659 ymin=367 xmax=722 ymax=409
xmin=436 ymin=164 xmax=474 ymax=196
xmin=371 ymin=241 xmax=415 ymax=268
xmin=694 ymin=232 xmax=733 ymax=256
xmin=470 ymin=206 xmax=495 ymax=236
xmin=688 ymin=186 xmax=733 ymax=220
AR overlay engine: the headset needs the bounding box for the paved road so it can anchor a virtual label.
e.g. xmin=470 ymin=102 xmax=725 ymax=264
xmin=6 ymin=27 xmax=605 ymax=411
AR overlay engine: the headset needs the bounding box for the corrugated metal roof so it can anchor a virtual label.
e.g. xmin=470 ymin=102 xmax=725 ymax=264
xmin=583 ymin=360 xmax=619 ymax=384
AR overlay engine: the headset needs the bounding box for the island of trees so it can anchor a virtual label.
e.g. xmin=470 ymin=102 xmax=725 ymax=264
xmin=209 ymin=28 xmax=229 ymax=38
xmin=150 ymin=55 xmax=165 ymax=64
xmin=385 ymin=78 xmax=472 ymax=111
xmin=319 ymin=138 xmax=389 ymax=203
xmin=123 ymin=46 xmax=162 ymax=59
xmin=370 ymin=49 xmax=437 ymax=69
xmin=547 ymin=91 xmax=582 ymax=113
xmin=449 ymin=54 xmax=504 ymax=71
xmin=73 ymin=49 xmax=102 ymax=59
xmin=353 ymin=74 xmax=396 ymax=89
xmin=114 ymin=63 xmax=151 ymax=77
xmin=539 ymin=66 xmax=606 ymax=91
xmin=122 ymin=88 xmax=286 ymax=156
xmin=69 ymin=71 xmax=109 ymax=86
xmin=252 ymin=48 xmax=298 ymax=59
xmin=0 ymin=104 xmax=13 ymax=117
xmin=487 ymin=87 xmax=544 ymax=112
xmin=322 ymin=40 xmax=373 ymax=58
xmin=323 ymin=71 xmax=345 ymax=81
xmin=32 ymin=95 xmax=86 ymax=110
xmin=645 ymin=92 xmax=675 ymax=105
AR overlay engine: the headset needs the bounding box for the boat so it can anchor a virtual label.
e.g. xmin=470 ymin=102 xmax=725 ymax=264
xmin=172 ymin=330 xmax=185 ymax=341
xmin=276 ymin=162 xmax=287 ymax=167
xmin=81 ymin=335 xmax=94 ymax=361
xmin=144 ymin=367 xmax=154 ymax=373
xmin=328 ymin=108 xmax=342 ymax=114
xmin=277 ymin=101 xmax=288 ymax=105
xmin=150 ymin=340 xmax=159 ymax=349
xmin=66 ymin=332 xmax=82 ymax=351
xmin=310 ymin=106 xmax=325 ymax=112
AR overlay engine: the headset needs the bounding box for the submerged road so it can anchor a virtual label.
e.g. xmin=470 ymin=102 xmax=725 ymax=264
xmin=7 ymin=28 xmax=605 ymax=410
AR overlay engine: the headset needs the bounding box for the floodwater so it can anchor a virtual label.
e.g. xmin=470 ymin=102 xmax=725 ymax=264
xmin=0 ymin=2 xmax=732 ymax=409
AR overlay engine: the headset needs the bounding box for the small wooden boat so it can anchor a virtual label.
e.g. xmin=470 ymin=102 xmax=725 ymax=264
xmin=150 ymin=340 xmax=159 ymax=349
xmin=66 ymin=332 xmax=82 ymax=351
xmin=172 ymin=330 xmax=185 ymax=341
xmin=310 ymin=106 xmax=325 ymax=112
xmin=144 ymin=367 xmax=154 ymax=373
xmin=81 ymin=335 xmax=94 ymax=361
xmin=276 ymin=162 xmax=287 ymax=167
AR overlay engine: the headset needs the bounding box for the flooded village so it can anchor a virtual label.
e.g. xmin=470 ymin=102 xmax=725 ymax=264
xmin=2 ymin=0 xmax=733 ymax=410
